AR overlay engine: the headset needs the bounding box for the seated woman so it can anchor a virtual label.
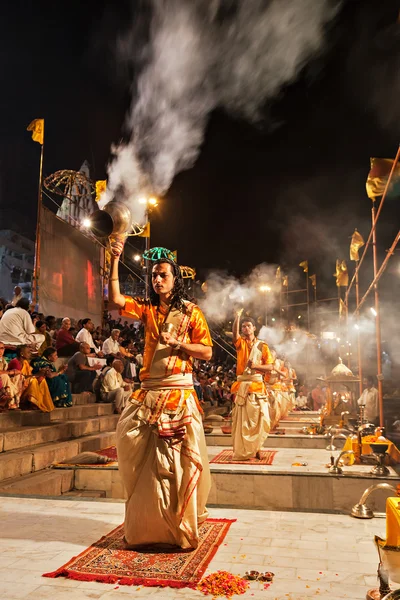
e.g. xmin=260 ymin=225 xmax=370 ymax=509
xmin=32 ymin=347 xmax=72 ymax=408
xmin=8 ymin=345 xmax=54 ymax=412
xmin=35 ymin=321 xmax=53 ymax=356
xmin=0 ymin=341 xmax=21 ymax=409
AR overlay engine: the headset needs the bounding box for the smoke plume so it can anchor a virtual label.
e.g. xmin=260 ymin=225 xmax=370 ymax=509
xmin=104 ymin=0 xmax=340 ymax=216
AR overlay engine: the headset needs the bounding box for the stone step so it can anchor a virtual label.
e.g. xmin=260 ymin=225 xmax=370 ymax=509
xmin=0 ymin=468 xmax=74 ymax=496
xmin=0 ymin=422 xmax=71 ymax=452
xmin=62 ymin=489 xmax=107 ymax=498
xmin=68 ymin=415 xmax=120 ymax=438
xmin=49 ymin=403 xmax=113 ymax=422
xmin=205 ymin=431 xmax=334 ymax=450
xmin=72 ymin=392 xmax=96 ymax=405
xmin=0 ymin=431 xmax=116 ymax=483
xmin=0 ymin=431 xmax=115 ymax=482
xmin=71 ymin=449 xmax=400 ymax=513
xmin=276 ymin=419 xmax=320 ymax=430
xmin=0 ymin=415 xmax=119 ymax=452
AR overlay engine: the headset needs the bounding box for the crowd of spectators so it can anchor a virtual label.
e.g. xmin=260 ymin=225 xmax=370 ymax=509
xmin=0 ymin=287 xmax=145 ymax=414
xmin=0 ymin=287 xmax=315 ymax=419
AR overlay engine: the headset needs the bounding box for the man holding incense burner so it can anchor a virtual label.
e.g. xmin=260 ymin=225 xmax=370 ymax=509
xmin=109 ymin=240 xmax=212 ymax=550
xmin=231 ymin=310 xmax=274 ymax=460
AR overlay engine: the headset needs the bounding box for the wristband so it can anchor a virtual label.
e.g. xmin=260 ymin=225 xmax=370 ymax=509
xmin=174 ymin=342 xmax=181 ymax=351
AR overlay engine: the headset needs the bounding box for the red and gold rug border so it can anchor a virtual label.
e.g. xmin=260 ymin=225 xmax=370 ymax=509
xmin=43 ymin=518 xmax=236 ymax=588
xmin=210 ymin=449 xmax=277 ymax=465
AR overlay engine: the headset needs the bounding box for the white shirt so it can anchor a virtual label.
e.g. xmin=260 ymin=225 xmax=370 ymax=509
xmin=101 ymin=367 xmax=123 ymax=393
xmin=0 ymin=307 xmax=38 ymax=345
xmin=358 ymin=387 xmax=379 ymax=422
xmin=102 ymin=336 xmax=120 ymax=356
xmin=296 ymin=395 xmax=308 ymax=408
xmin=75 ymin=328 xmax=100 ymax=354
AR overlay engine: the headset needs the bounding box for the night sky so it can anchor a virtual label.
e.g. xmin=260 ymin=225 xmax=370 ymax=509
xmin=1 ymin=0 xmax=399 ymax=296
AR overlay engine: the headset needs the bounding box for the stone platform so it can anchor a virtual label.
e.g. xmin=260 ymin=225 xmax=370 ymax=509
xmin=0 ymin=393 xmax=118 ymax=496
xmin=0 ymin=496 xmax=385 ymax=600
xmin=61 ymin=444 xmax=400 ymax=515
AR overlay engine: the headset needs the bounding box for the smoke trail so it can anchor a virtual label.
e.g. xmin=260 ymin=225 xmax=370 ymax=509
xmin=105 ymin=0 xmax=340 ymax=214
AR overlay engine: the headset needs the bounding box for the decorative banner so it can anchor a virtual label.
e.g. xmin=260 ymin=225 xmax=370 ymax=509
xmin=350 ymin=228 xmax=365 ymax=261
xmin=334 ymin=259 xmax=349 ymax=287
xmin=143 ymin=247 xmax=176 ymax=261
xmin=299 ymin=260 xmax=308 ymax=273
xmin=276 ymin=266 xmax=281 ymax=281
xmin=309 ymin=274 xmax=316 ymax=288
xmin=138 ymin=222 xmax=150 ymax=238
xmin=366 ymin=157 xmax=400 ymax=202
xmin=27 ymin=118 xmax=44 ymax=145
xmin=282 ymin=275 xmax=288 ymax=287
xmin=95 ymin=180 xmax=107 ymax=202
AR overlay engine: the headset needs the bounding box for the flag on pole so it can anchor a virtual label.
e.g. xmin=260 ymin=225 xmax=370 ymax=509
xmin=350 ymin=229 xmax=365 ymax=261
xmin=276 ymin=266 xmax=281 ymax=281
xmin=299 ymin=260 xmax=308 ymax=273
xmin=27 ymin=119 xmax=44 ymax=145
xmin=95 ymin=180 xmax=107 ymax=202
xmin=309 ymin=274 xmax=316 ymax=287
xmin=366 ymin=157 xmax=400 ymax=202
xmin=334 ymin=260 xmax=349 ymax=287
xmin=282 ymin=275 xmax=288 ymax=287
xmin=138 ymin=222 xmax=150 ymax=238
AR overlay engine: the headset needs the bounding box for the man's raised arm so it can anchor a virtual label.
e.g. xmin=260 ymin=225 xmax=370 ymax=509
xmin=232 ymin=308 xmax=243 ymax=345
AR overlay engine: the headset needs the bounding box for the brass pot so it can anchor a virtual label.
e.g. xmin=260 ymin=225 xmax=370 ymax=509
xmin=90 ymin=200 xmax=133 ymax=238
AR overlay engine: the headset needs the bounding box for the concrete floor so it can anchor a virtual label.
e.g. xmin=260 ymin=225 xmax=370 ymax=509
xmin=0 ymin=495 xmax=390 ymax=600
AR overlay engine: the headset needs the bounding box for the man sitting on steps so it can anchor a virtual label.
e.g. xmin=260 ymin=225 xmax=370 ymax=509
xmin=100 ymin=359 xmax=132 ymax=414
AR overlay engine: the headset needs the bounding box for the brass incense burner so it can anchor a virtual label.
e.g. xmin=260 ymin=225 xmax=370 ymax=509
xmin=90 ymin=200 xmax=134 ymax=237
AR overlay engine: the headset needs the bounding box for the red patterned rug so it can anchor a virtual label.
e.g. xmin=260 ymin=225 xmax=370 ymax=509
xmin=43 ymin=519 xmax=235 ymax=588
xmin=210 ymin=449 xmax=277 ymax=465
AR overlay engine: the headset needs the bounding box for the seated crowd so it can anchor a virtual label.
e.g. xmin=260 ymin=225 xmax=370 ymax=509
xmin=0 ymin=289 xmax=144 ymax=414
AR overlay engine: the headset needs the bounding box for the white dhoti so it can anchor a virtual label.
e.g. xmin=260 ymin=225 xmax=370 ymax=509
xmin=232 ymin=374 xmax=270 ymax=460
xmin=116 ymin=384 xmax=211 ymax=550
xmin=267 ymin=388 xmax=281 ymax=430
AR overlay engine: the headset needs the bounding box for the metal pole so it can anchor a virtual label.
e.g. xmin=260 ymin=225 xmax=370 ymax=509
xmin=355 ymin=261 xmax=363 ymax=395
xmin=145 ymin=209 xmax=150 ymax=299
xmin=314 ymin=282 xmax=317 ymax=334
xmin=32 ymin=141 xmax=44 ymax=307
xmin=371 ymin=204 xmax=384 ymax=427
xmin=306 ymin=271 xmax=310 ymax=332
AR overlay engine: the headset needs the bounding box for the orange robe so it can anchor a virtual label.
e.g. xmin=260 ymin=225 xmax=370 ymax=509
xmin=116 ymin=296 xmax=212 ymax=549
xmin=231 ymin=337 xmax=273 ymax=460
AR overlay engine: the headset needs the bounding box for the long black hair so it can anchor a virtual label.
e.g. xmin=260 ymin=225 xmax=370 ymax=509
xmin=149 ymin=258 xmax=189 ymax=311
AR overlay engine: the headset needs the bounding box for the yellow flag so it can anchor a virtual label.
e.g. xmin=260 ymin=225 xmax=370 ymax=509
xmin=276 ymin=266 xmax=281 ymax=281
xmin=366 ymin=157 xmax=400 ymax=202
xmin=334 ymin=259 xmax=349 ymax=287
xmin=138 ymin=222 xmax=150 ymax=238
xmin=27 ymin=118 xmax=44 ymax=145
xmin=299 ymin=260 xmax=308 ymax=273
xmin=95 ymin=180 xmax=107 ymax=202
xmin=309 ymin=274 xmax=316 ymax=288
xmin=282 ymin=275 xmax=288 ymax=287
xmin=350 ymin=229 xmax=365 ymax=261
